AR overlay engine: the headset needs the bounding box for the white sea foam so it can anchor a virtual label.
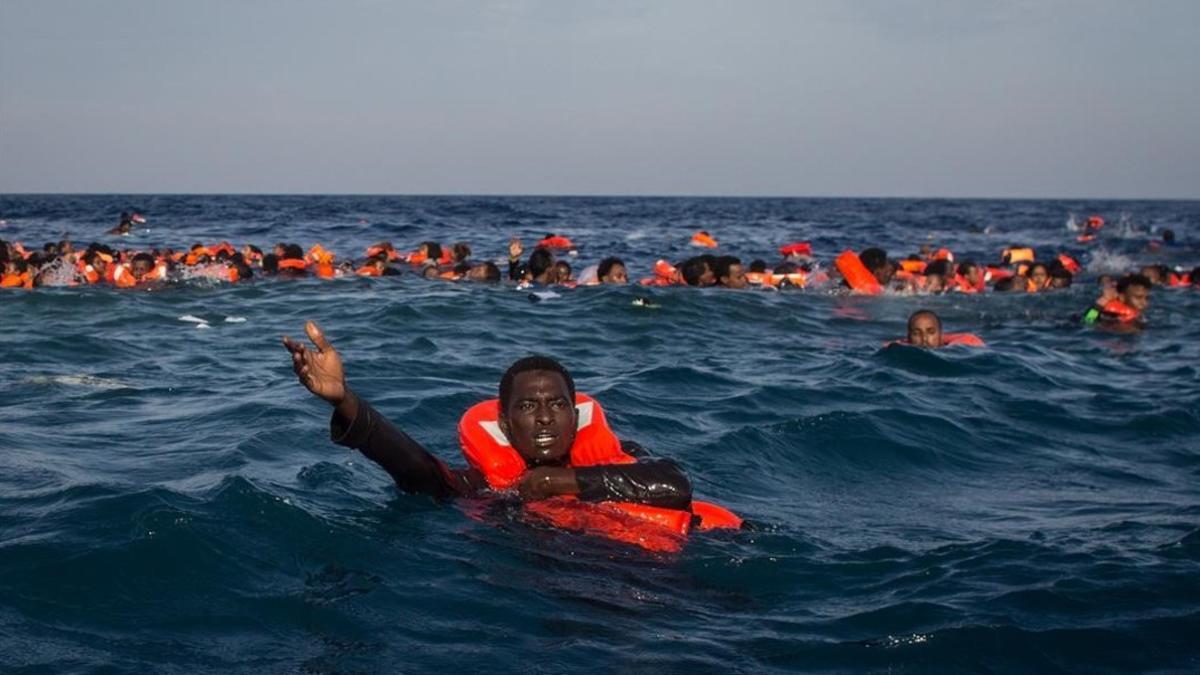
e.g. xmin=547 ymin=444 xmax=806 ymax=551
xmin=224 ymin=316 xmax=247 ymax=323
xmin=23 ymin=374 xmax=127 ymax=390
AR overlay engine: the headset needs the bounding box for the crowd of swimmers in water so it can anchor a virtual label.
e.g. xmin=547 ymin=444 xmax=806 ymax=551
xmin=2 ymin=212 xmax=1194 ymax=338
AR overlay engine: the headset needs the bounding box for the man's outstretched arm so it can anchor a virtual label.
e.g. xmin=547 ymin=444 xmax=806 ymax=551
xmin=284 ymin=321 xmax=487 ymax=500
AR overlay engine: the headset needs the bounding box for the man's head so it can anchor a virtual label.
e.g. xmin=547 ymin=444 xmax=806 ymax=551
xmin=907 ymin=310 xmax=943 ymax=348
xmin=451 ymin=242 xmax=471 ymax=263
xmin=1027 ymin=263 xmax=1050 ymax=289
xmin=1139 ymin=264 xmax=1168 ymax=285
xmin=553 ymin=260 xmax=573 ymax=283
xmin=680 ymin=256 xmax=715 ymax=287
xmin=597 ymin=257 xmax=627 ymax=284
xmin=497 ymin=356 xmax=577 ymax=466
xmin=958 ymin=260 xmax=983 ymax=287
xmin=419 ymin=241 xmax=443 ymax=261
xmin=466 ymin=261 xmax=501 ymax=282
xmin=713 ymin=255 xmax=747 ymax=289
xmin=860 ymin=247 xmax=893 ymax=284
xmin=528 ymin=247 xmax=555 ymax=282
xmin=1163 ymin=229 xmax=1176 ymax=244
xmin=1118 ymin=274 xmax=1152 ymax=311
xmin=130 ymin=253 xmax=156 ymax=279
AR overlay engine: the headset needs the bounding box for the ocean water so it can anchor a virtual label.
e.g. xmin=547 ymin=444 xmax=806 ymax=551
xmin=1 ymin=194 xmax=1199 ymax=673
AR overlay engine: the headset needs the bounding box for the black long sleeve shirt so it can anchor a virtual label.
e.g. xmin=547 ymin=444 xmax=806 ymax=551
xmin=330 ymin=396 xmax=693 ymax=509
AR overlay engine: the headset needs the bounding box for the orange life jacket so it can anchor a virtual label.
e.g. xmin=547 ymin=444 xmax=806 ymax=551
xmin=111 ymin=264 xmax=138 ymax=288
xmin=277 ymin=258 xmax=308 ymax=272
xmin=898 ymin=259 xmax=927 ymax=274
xmin=1101 ymin=299 xmax=1139 ymax=323
xmin=886 ymin=332 xmax=985 ymax=348
xmin=0 ymin=272 xmax=32 ymax=289
xmin=778 ymin=241 xmax=812 ymax=257
xmin=1167 ymin=273 xmax=1190 ymax=287
xmin=407 ymin=248 xmax=453 ymax=266
xmin=834 ymin=250 xmax=882 ymax=294
xmin=458 ymin=394 xmax=741 ymax=551
xmin=536 ymin=235 xmax=575 ymax=250
xmin=762 ymin=272 xmax=808 ymax=288
xmin=639 ymin=259 xmax=681 ymax=286
xmin=356 ymin=265 xmax=383 ymax=277
xmin=1057 ymin=254 xmax=1082 ymax=275
xmin=943 ymin=332 xmax=985 ymax=347
xmin=689 ymin=231 xmax=717 ymax=248
xmin=1002 ymin=247 xmax=1034 ymax=264
xmin=952 ymin=273 xmax=985 ymax=293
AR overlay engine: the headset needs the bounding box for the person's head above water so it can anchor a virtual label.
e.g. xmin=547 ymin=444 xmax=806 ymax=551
xmin=528 ymin=247 xmax=555 ymax=283
xmin=713 ymin=255 xmax=747 ymax=289
xmin=497 ymin=355 xmax=578 ymax=466
xmin=1118 ymin=273 xmax=1152 ymax=311
xmin=597 ymin=257 xmax=627 ymax=284
xmin=907 ymin=309 xmax=943 ymax=348
xmin=680 ymin=256 xmax=715 ymax=287
xmin=860 ymin=247 xmax=893 ymax=284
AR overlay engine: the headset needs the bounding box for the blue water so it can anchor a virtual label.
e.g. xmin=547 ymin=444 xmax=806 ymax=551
xmin=1 ymin=195 xmax=1199 ymax=673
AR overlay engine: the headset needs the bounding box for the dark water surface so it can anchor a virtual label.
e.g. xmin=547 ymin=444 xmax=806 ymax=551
xmin=2 ymin=195 xmax=1199 ymax=673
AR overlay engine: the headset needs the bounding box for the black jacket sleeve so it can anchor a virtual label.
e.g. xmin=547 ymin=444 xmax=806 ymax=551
xmin=574 ymin=460 xmax=693 ymax=510
xmin=330 ymin=395 xmax=489 ymax=500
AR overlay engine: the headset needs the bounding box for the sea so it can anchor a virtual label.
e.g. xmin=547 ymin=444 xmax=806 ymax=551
xmin=1 ymin=194 xmax=1198 ymax=673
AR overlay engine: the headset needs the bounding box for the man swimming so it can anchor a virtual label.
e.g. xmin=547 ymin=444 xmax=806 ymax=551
xmin=894 ymin=310 xmax=985 ymax=348
xmin=283 ymin=321 xmax=694 ymax=506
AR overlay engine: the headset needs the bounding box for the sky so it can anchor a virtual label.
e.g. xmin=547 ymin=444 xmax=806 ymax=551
xmin=1 ymin=0 xmax=1197 ymax=198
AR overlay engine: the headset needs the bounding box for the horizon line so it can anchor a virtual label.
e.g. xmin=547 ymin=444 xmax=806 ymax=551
xmin=2 ymin=191 xmax=1197 ymax=202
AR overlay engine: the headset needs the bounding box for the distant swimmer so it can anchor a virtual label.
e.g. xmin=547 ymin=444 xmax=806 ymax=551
xmin=107 ymin=212 xmax=134 ymax=235
xmin=283 ymin=321 xmax=741 ymax=551
xmin=889 ymin=310 xmax=985 ymax=348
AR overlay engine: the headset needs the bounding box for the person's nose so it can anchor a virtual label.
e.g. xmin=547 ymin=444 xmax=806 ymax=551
xmin=535 ymin=404 xmax=553 ymax=425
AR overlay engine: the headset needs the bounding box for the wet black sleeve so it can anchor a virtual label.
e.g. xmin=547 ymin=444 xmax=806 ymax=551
xmin=330 ymin=395 xmax=488 ymax=500
xmin=508 ymin=258 xmax=526 ymax=281
xmin=574 ymin=460 xmax=693 ymax=510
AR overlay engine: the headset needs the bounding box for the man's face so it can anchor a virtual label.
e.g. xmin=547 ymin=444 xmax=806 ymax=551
xmin=698 ymin=263 xmax=716 ymax=286
xmin=1029 ymin=266 xmax=1049 ymax=289
xmin=907 ymin=314 xmax=943 ymax=348
xmin=601 ymin=263 xmax=627 ymax=284
xmin=499 ymin=370 xmax=577 ymax=466
xmin=131 ymin=259 xmax=153 ymax=279
xmin=721 ymin=264 xmax=748 ymax=289
xmin=1123 ymin=284 xmax=1150 ymax=311
xmin=926 ymin=274 xmax=945 ymax=293
xmin=964 ymin=266 xmax=984 ymax=287
xmin=874 ymin=263 xmax=895 ymax=285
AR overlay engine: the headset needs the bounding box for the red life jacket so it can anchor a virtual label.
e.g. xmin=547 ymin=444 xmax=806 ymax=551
xmin=885 ymin=332 xmax=985 ymax=348
xmin=835 ymin=250 xmax=882 ymax=294
xmin=536 ymin=235 xmax=575 ymax=250
xmin=458 ymin=393 xmax=741 ymax=552
xmin=639 ymin=259 xmax=681 ymax=286
xmin=778 ymin=241 xmax=812 ymax=257
xmin=1101 ymin=299 xmax=1139 ymax=323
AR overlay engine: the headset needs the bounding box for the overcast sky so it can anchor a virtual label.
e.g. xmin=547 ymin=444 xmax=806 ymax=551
xmin=1 ymin=0 xmax=1196 ymax=197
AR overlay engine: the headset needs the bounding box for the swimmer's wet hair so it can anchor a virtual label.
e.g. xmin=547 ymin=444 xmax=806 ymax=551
xmin=860 ymin=248 xmax=888 ymax=271
xmin=499 ymin=356 xmax=576 ymax=413
xmin=597 ymin=257 xmax=624 ymax=279
xmin=529 ymin=247 xmax=554 ymax=278
xmin=1117 ymin=274 xmax=1152 ymax=293
xmin=908 ymin=309 xmax=941 ymax=331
